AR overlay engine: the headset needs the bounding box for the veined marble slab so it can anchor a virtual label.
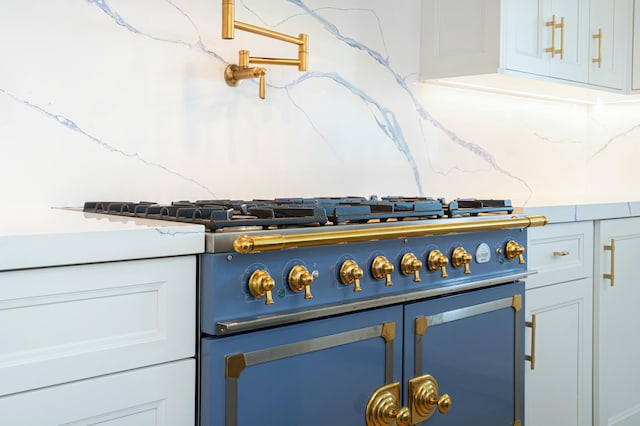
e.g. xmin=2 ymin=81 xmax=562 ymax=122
xmin=0 ymin=208 xmax=204 ymax=271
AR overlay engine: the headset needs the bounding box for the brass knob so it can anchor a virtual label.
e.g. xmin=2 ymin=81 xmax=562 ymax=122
xmin=340 ymin=260 xmax=364 ymax=292
xmin=401 ymin=253 xmax=423 ymax=282
xmin=427 ymin=250 xmax=449 ymax=278
xmin=248 ymin=269 xmax=275 ymax=305
xmin=288 ymin=265 xmax=314 ymax=299
xmin=506 ymin=240 xmax=525 ymax=264
xmin=365 ymin=383 xmax=410 ymax=426
xmin=452 ymin=247 xmax=472 ymax=274
xmin=372 ymin=256 xmax=394 ymax=286
xmin=411 ymin=375 xmax=452 ymax=422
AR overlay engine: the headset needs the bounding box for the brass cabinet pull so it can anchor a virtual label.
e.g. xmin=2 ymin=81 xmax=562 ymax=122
xmin=592 ymin=28 xmax=603 ymax=67
xmin=525 ymin=314 xmax=537 ymax=370
xmin=604 ymin=239 xmax=615 ymax=287
xmin=553 ymin=250 xmax=570 ymax=256
xmin=545 ymin=15 xmax=565 ymax=59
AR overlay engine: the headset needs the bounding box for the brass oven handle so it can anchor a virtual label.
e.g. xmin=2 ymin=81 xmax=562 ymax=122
xmin=592 ymin=28 xmax=602 ymax=68
xmin=604 ymin=239 xmax=615 ymax=287
xmin=233 ymin=216 xmax=548 ymax=254
xmin=525 ymin=314 xmax=537 ymax=370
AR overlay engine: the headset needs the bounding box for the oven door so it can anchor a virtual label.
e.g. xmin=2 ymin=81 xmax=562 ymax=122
xmin=200 ymin=305 xmax=404 ymax=426
xmin=402 ymin=281 xmax=525 ymax=426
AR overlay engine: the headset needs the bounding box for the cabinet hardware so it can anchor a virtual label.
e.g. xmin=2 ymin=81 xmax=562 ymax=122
xmin=545 ymin=15 xmax=565 ymax=59
xmin=604 ymin=239 xmax=615 ymax=287
xmin=592 ymin=28 xmax=603 ymax=68
xmin=525 ymin=314 xmax=536 ymax=370
xmin=553 ymin=250 xmax=570 ymax=256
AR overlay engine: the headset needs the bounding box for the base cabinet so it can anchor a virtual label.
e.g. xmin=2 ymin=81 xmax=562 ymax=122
xmin=0 ymin=359 xmax=195 ymax=425
xmin=595 ymin=218 xmax=640 ymax=426
xmin=524 ymin=278 xmax=593 ymax=426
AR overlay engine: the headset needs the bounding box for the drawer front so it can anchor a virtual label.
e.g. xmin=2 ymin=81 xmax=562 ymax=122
xmin=527 ymin=222 xmax=593 ymax=289
xmin=0 ymin=256 xmax=195 ymax=396
xmin=0 ymin=359 xmax=194 ymax=425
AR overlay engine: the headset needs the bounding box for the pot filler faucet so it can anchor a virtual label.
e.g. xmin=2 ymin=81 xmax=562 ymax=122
xmin=222 ymin=0 xmax=309 ymax=99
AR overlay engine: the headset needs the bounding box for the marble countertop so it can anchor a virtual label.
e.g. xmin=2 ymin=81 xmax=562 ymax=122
xmin=0 ymin=208 xmax=204 ymax=271
xmin=517 ymin=201 xmax=640 ymax=224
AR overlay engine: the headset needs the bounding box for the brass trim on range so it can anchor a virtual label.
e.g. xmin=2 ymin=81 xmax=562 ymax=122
xmin=233 ymin=216 xmax=548 ymax=254
xmin=365 ymin=374 xmax=451 ymax=426
xmin=413 ymin=295 xmax=523 ymax=425
xmin=224 ymin=322 xmax=396 ymax=426
xmin=604 ymin=239 xmax=615 ymax=287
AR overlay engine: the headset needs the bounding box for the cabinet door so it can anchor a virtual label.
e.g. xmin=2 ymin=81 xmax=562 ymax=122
xmin=595 ymin=218 xmax=640 ymax=426
xmin=420 ymin=0 xmax=500 ymax=79
xmin=547 ymin=0 xmax=590 ymax=82
xmin=524 ymin=278 xmax=592 ymax=426
xmin=503 ymin=0 xmax=588 ymax=82
xmin=404 ymin=282 xmax=524 ymax=426
xmin=589 ymin=0 xmax=632 ymax=90
xmin=0 ymin=359 xmax=195 ymax=425
xmin=503 ymin=0 xmax=551 ymax=76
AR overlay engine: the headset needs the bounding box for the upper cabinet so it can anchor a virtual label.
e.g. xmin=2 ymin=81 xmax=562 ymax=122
xmin=421 ymin=0 xmax=640 ymax=93
xmin=420 ymin=0 xmax=501 ymax=79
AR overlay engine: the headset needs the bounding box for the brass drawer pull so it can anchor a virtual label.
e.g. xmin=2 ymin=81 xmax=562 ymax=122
xmin=553 ymin=250 xmax=570 ymax=257
xmin=525 ymin=314 xmax=537 ymax=370
xmin=604 ymin=239 xmax=615 ymax=287
xmin=592 ymin=28 xmax=602 ymax=68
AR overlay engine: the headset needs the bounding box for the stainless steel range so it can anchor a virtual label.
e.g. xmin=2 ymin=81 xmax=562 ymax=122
xmin=84 ymin=197 xmax=547 ymax=426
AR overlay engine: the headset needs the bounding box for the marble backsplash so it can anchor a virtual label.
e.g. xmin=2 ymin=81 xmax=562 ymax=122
xmin=1 ymin=0 xmax=639 ymax=208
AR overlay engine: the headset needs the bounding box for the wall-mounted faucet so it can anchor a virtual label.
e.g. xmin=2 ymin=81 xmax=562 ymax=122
xmin=222 ymin=0 xmax=308 ymax=99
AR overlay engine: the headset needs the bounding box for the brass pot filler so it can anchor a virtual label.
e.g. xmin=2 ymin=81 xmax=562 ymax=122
xmin=222 ymin=0 xmax=308 ymax=99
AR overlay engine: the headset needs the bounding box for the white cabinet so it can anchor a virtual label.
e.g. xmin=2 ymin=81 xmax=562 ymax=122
xmin=503 ymin=0 xmax=638 ymax=92
xmin=503 ymin=0 xmax=589 ymax=83
xmin=0 ymin=256 xmax=196 ymax=425
xmin=420 ymin=0 xmax=500 ymax=79
xmin=0 ymin=359 xmax=195 ymax=425
xmin=594 ymin=217 xmax=640 ymax=426
xmin=525 ymin=222 xmax=593 ymax=426
xmin=634 ymin=0 xmax=640 ymax=89
xmin=525 ymin=278 xmax=593 ymax=426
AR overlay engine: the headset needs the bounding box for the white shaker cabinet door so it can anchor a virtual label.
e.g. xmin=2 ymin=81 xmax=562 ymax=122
xmin=524 ymin=277 xmax=592 ymax=426
xmin=0 ymin=359 xmax=195 ymax=425
xmin=595 ymin=217 xmax=640 ymax=426
xmin=420 ymin=0 xmax=500 ymax=79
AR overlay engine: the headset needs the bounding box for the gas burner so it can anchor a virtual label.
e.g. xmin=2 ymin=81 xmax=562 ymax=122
xmin=83 ymin=197 xmax=514 ymax=231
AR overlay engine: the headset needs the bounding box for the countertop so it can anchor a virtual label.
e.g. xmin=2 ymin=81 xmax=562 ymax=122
xmin=517 ymin=201 xmax=640 ymax=224
xmin=0 ymin=208 xmax=204 ymax=271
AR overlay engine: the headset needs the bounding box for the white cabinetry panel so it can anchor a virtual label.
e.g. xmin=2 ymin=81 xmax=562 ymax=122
xmin=595 ymin=218 xmax=640 ymax=426
xmin=0 ymin=359 xmax=195 ymax=426
xmin=525 ymin=278 xmax=592 ymax=426
xmin=526 ymin=221 xmax=593 ymax=289
xmin=0 ymin=256 xmax=195 ymax=396
xmin=420 ymin=0 xmax=500 ymax=78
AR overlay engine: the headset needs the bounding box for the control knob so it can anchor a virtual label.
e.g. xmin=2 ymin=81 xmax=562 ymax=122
xmin=288 ymin=265 xmax=315 ymax=299
xmin=401 ymin=253 xmax=423 ymax=282
xmin=452 ymin=247 xmax=472 ymax=274
xmin=340 ymin=260 xmax=364 ymax=292
xmin=427 ymin=250 xmax=449 ymax=278
xmin=372 ymin=256 xmax=394 ymax=286
xmin=505 ymin=240 xmax=525 ymax=264
xmin=248 ymin=269 xmax=275 ymax=305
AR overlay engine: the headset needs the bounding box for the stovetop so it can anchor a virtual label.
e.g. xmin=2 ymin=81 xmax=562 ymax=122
xmin=83 ymin=196 xmax=514 ymax=232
